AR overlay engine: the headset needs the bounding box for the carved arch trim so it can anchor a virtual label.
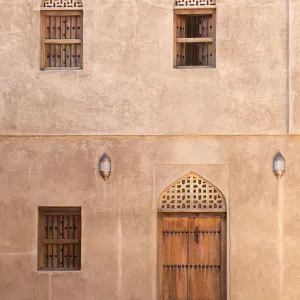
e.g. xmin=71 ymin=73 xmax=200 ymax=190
xmin=158 ymin=171 xmax=226 ymax=212
xmin=41 ymin=0 xmax=83 ymax=8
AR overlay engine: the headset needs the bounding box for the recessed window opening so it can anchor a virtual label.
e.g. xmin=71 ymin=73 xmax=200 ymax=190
xmin=173 ymin=1 xmax=216 ymax=68
xmin=40 ymin=0 xmax=83 ymax=70
xmin=185 ymin=14 xmax=213 ymax=66
xmin=38 ymin=206 xmax=81 ymax=271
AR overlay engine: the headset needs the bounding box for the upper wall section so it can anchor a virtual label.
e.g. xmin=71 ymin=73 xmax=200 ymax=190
xmin=0 ymin=0 xmax=288 ymax=135
xmin=290 ymin=0 xmax=300 ymax=133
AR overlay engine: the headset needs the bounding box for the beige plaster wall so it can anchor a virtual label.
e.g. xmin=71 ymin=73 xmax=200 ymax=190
xmin=0 ymin=136 xmax=299 ymax=300
xmin=290 ymin=0 xmax=300 ymax=133
xmin=0 ymin=0 xmax=288 ymax=135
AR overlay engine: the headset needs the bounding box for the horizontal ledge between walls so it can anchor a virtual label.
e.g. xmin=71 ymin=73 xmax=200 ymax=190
xmin=0 ymin=134 xmax=296 ymax=139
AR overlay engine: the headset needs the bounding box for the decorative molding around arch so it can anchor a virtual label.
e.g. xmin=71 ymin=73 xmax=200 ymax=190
xmin=174 ymin=0 xmax=216 ymax=8
xmin=41 ymin=0 xmax=83 ymax=8
xmin=158 ymin=171 xmax=226 ymax=212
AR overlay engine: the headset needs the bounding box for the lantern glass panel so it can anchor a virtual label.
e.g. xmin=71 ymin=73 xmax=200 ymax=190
xmin=100 ymin=160 xmax=111 ymax=172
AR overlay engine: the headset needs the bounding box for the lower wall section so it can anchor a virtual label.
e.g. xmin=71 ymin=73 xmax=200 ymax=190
xmin=0 ymin=136 xmax=299 ymax=300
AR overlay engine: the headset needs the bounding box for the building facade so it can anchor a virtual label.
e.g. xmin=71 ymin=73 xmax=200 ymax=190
xmin=1 ymin=0 xmax=300 ymax=299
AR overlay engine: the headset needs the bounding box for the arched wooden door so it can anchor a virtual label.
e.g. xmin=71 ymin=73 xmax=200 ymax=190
xmin=157 ymin=172 xmax=227 ymax=300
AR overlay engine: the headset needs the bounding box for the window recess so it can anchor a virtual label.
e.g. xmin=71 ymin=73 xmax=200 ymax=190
xmin=38 ymin=207 xmax=81 ymax=271
xmin=174 ymin=8 xmax=216 ymax=68
xmin=40 ymin=10 xmax=83 ymax=70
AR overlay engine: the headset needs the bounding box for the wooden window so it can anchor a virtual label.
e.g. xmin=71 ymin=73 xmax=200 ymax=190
xmin=174 ymin=1 xmax=216 ymax=68
xmin=158 ymin=214 xmax=226 ymax=300
xmin=40 ymin=0 xmax=83 ymax=70
xmin=38 ymin=207 xmax=81 ymax=271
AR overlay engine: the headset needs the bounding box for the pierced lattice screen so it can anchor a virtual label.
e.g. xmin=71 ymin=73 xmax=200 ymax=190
xmin=174 ymin=0 xmax=216 ymax=7
xmin=41 ymin=0 xmax=83 ymax=8
xmin=159 ymin=172 xmax=226 ymax=211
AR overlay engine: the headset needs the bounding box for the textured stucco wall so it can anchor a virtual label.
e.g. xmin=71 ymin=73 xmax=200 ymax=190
xmin=0 ymin=0 xmax=298 ymax=299
xmin=0 ymin=136 xmax=299 ymax=300
xmin=0 ymin=0 xmax=288 ymax=135
xmin=290 ymin=0 xmax=300 ymax=133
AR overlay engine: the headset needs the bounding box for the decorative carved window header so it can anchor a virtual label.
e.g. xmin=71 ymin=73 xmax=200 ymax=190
xmin=174 ymin=0 xmax=216 ymax=8
xmin=41 ymin=0 xmax=83 ymax=8
xmin=158 ymin=172 xmax=226 ymax=212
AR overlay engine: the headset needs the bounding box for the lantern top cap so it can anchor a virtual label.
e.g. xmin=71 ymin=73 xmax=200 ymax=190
xmin=100 ymin=153 xmax=110 ymax=160
xmin=274 ymin=151 xmax=285 ymax=161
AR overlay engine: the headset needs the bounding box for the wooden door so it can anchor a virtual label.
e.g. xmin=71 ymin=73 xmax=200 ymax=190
xmin=161 ymin=217 xmax=189 ymax=300
xmin=158 ymin=215 xmax=226 ymax=300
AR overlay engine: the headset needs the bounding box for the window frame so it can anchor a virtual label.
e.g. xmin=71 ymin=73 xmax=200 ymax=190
xmin=173 ymin=8 xmax=216 ymax=68
xmin=40 ymin=9 xmax=83 ymax=70
xmin=38 ymin=206 xmax=82 ymax=271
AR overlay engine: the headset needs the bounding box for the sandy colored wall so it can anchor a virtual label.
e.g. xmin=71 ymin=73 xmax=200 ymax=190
xmin=0 ymin=136 xmax=299 ymax=300
xmin=0 ymin=0 xmax=288 ymax=135
xmin=290 ymin=0 xmax=300 ymax=133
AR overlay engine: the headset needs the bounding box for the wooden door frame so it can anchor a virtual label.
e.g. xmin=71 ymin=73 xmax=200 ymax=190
xmin=157 ymin=212 xmax=227 ymax=300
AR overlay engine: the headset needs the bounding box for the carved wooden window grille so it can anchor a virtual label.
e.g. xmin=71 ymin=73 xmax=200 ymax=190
xmin=174 ymin=2 xmax=216 ymax=68
xmin=158 ymin=172 xmax=226 ymax=212
xmin=40 ymin=1 xmax=83 ymax=70
xmin=174 ymin=0 xmax=216 ymax=7
xmin=41 ymin=0 xmax=83 ymax=8
xmin=38 ymin=207 xmax=81 ymax=271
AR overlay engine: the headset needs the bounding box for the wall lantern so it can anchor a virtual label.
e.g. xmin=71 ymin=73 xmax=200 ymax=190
xmin=273 ymin=151 xmax=285 ymax=179
xmin=99 ymin=153 xmax=111 ymax=181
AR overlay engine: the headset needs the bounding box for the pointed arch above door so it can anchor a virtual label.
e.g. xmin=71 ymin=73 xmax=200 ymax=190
xmin=158 ymin=171 xmax=226 ymax=212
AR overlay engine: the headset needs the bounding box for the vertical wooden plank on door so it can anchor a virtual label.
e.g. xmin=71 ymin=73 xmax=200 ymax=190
xmin=38 ymin=213 xmax=44 ymax=269
xmin=74 ymin=214 xmax=81 ymax=269
xmin=180 ymin=15 xmax=186 ymax=66
xmin=173 ymin=12 xmax=178 ymax=67
xmin=221 ymin=216 xmax=227 ymax=300
xmin=71 ymin=16 xmax=76 ymax=67
xmin=161 ymin=217 xmax=189 ymax=300
xmin=53 ymin=215 xmax=58 ymax=268
xmin=207 ymin=14 xmax=212 ymax=66
xmin=77 ymin=14 xmax=82 ymax=68
xmin=63 ymin=215 xmax=69 ymax=268
xmin=62 ymin=16 xmax=67 ymax=67
xmin=47 ymin=216 xmax=53 ymax=268
xmin=175 ymin=14 xmax=186 ymax=67
xmin=50 ymin=17 xmax=56 ymax=67
xmin=44 ymin=215 xmax=48 ymax=268
xmin=189 ymin=216 xmax=222 ymax=300
xmin=55 ymin=16 xmax=61 ymax=67
xmin=65 ymin=16 xmax=71 ymax=67
xmin=40 ymin=14 xmax=46 ymax=69
xmin=59 ymin=17 xmax=63 ymax=67
xmin=212 ymin=11 xmax=216 ymax=67
xmin=46 ymin=16 xmax=51 ymax=67
xmin=59 ymin=215 xmax=64 ymax=268
xmin=68 ymin=216 xmax=74 ymax=268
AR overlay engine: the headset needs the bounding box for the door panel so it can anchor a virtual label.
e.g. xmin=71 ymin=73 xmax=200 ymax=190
xmin=189 ymin=217 xmax=222 ymax=300
xmin=161 ymin=217 xmax=189 ymax=300
xmin=159 ymin=215 xmax=225 ymax=300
